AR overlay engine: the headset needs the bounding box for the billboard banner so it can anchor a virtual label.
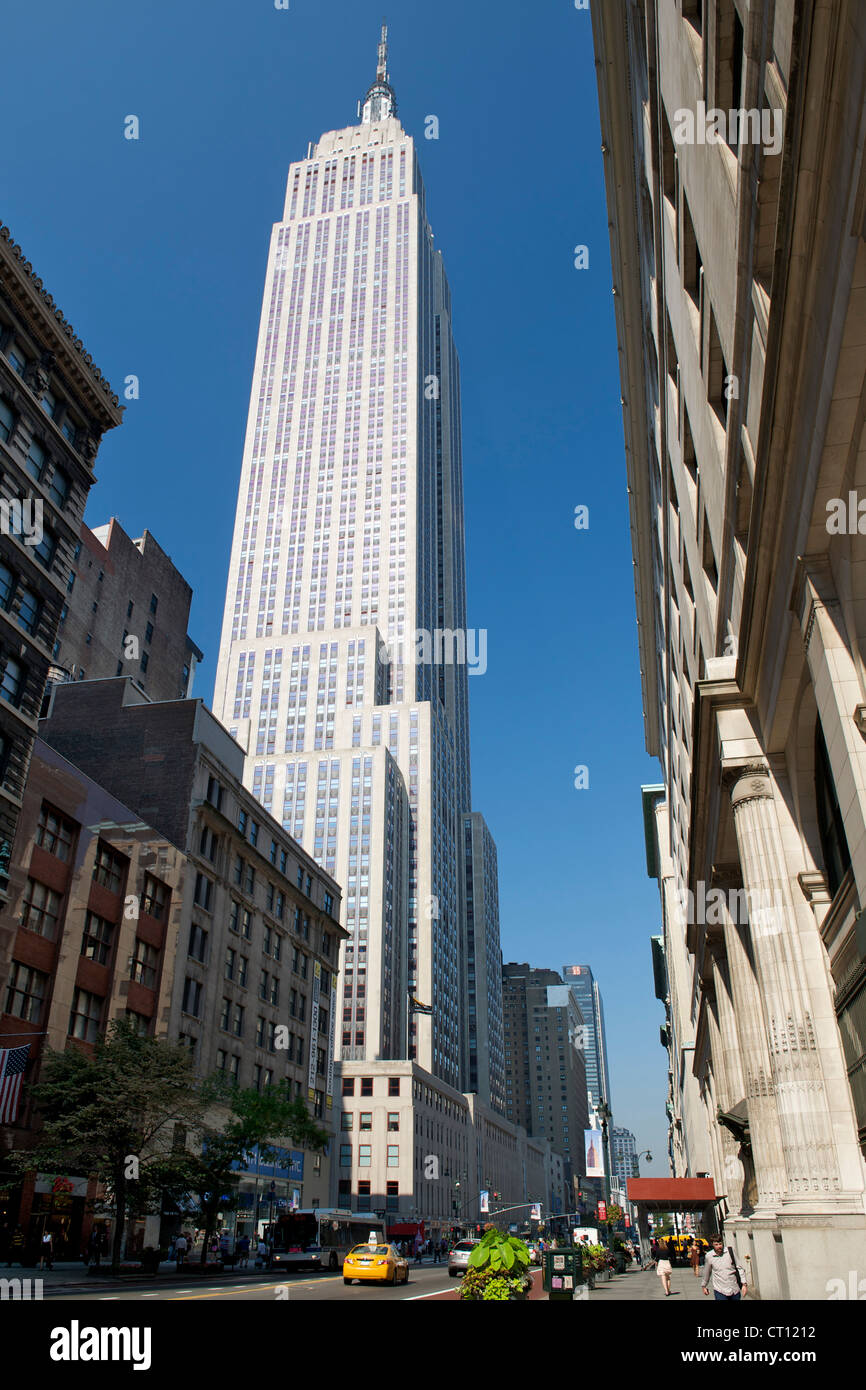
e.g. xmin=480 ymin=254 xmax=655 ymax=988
xmin=584 ymin=1128 xmax=604 ymax=1178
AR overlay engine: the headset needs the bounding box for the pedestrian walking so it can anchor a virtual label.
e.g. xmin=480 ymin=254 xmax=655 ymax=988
xmin=236 ymin=1234 xmax=250 ymax=1268
xmin=688 ymin=1239 xmax=702 ymax=1277
xmin=655 ymin=1238 xmax=673 ymax=1295
xmin=37 ymin=1229 xmax=54 ymax=1271
xmin=256 ymin=1237 xmax=268 ymax=1269
xmin=175 ymin=1231 xmax=188 ymax=1269
xmin=87 ymin=1228 xmax=104 ymax=1268
xmin=701 ymin=1237 xmax=747 ymax=1301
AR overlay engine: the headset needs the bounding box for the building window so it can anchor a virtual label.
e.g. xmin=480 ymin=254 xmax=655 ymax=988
xmin=358 ymin=1145 xmax=372 ymax=1168
xmin=323 ymin=891 xmax=334 ymax=916
xmin=225 ymin=947 xmax=237 ymax=981
xmin=388 ymin=1077 xmax=400 ymax=1097
xmin=141 ymin=873 xmax=168 ymax=920
xmin=340 ymin=1144 xmax=352 ymax=1167
xmin=206 ymin=775 xmax=223 ymax=811
xmin=342 ymin=1077 xmax=355 ymax=1096
xmin=140 ymin=652 xmax=149 ymax=673
xmin=21 ymin=879 xmax=61 ymax=939
xmin=360 ymin=1077 xmax=373 ymax=1097
xmin=149 ymin=593 xmax=158 ymax=614
xmin=386 ymin=1181 xmax=399 ymax=1212
xmin=387 ymin=1112 xmax=399 ymax=1132
xmin=130 ymin=938 xmax=159 ymax=990
xmin=0 ymin=397 xmax=15 ymax=443
xmin=359 ymin=1112 xmax=372 ymax=1131
xmin=193 ymin=872 xmax=213 ymax=911
xmin=387 ymin=1146 xmax=399 ymax=1168
xmin=24 ymin=436 xmax=45 ymax=480
xmin=92 ymin=842 xmax=126 ymax=894
xmin=5 ymin=961 xmax=47 ymax=1024
xmin=125 ymin=1010 xmax=149 ymax=1037
xmin=145 ymin=621 xmax=154 ymax=643
xmin=69 ymin=986 xmax=103 ymax=1042
xmin=81 ymin=911 xmax=114 ymax=965
xmin=341 ymin=1113 xmax=353 ymax=1131
xmin=357 ymin=1182 xmax=371 ymax=1212
xmin=188 ymin=922 xmax=208 ymax=963
xmin=314 ymin=1090 xmax=324 ymax=1118
xmin=48 ymin=469 xmax=70 ymax=509
xmin=238 ymin=955 xmax=248 ymax=986
xmin=0 ymin=656 xmax=24 ymax=707
xmin=816 ymin=719 xmax=853 ymax=898
xmin=182 ymin=977 xmax=202 ymax=1018
xmin=32 ymin=528 xmax=57 ymax=570
xmin=15 ymin=585 xmax=40 ymax=635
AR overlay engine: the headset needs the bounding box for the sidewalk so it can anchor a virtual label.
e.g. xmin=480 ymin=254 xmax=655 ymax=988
xmin=580 ymin=1265 xmax=708 ymax=1301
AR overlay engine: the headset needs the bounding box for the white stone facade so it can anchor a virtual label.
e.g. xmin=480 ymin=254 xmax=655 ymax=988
xmin=595 ymin=0 xmax=866 ymax=1297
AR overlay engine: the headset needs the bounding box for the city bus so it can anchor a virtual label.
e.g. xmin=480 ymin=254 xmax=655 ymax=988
xmin=265 ymin=1209 xmax=387 ymax=1272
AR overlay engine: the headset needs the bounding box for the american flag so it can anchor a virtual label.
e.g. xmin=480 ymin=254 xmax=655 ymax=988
xmin=0 ymin=1044 xmax=29 ymax=1124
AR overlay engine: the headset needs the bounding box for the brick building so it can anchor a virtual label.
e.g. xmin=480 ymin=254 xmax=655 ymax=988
xmin=0 ymin=736 xmax=183 ymax=1256
xmin=53 ymin=518 xmax=202 ymax=703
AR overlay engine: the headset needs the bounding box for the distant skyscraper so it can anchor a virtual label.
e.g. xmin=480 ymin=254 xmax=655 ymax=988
xmin=562 ymin=964 xmax=612 ymax=1113
xmin=611 ymin=1126 xmax=639 ymax=1186
xmin=464 ymin=812 xmax=505 ymax=1113
xmin=212 ymin=28 xmax=497 ymax=1094
xmin=502 ymin=963 xmax=589 ymax=1182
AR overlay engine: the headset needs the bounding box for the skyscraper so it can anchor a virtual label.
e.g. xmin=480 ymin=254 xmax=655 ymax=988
xmin=562 ymin=964 xmax=611 ymax=1114
xmin=213 ymin=29 xmax=491 ymax=1095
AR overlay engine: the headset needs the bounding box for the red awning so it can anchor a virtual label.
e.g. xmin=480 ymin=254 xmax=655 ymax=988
xmin=626 ymin=1178 xmax=721 ymax=1210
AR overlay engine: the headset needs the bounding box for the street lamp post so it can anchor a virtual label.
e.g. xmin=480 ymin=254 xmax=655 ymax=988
xmin=597 ymin=1100 xmax=613 ymax=1248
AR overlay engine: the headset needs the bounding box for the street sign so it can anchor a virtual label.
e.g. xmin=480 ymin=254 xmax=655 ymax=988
xmin=597 ymin=1200 xmax=607 ymax=1221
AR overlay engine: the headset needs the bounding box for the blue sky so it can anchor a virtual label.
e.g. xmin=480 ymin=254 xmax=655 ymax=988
xmin=1 ymin=0 xmax=668 ymax=1171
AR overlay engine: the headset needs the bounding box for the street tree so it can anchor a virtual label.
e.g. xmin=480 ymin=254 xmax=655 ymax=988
xmin=183 ymin=1078 xmax=330 ymax=1264
xmin=17 ymin=1020 xmax=205 ymax=1273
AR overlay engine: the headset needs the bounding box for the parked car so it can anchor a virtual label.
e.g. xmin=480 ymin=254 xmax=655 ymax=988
xmin=343 ymin=1243 xmax=409 ymax=1286
xmin=447 ymin=1239 xmax=480 ymax=1277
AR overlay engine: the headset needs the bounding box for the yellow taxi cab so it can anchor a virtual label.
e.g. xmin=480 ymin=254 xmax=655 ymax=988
xmin=343 ymin=1242 xmax=410 ymax=1286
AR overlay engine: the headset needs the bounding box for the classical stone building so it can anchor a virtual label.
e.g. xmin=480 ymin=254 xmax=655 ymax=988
xmin=334 ymin=1057 xmax=566 ymax=1241
xmin=0 ymin=224 xmax=122 ymax=904
xmin=53 ymin=517 xmax=202 ymax=703
xmin=594 ymin=0 xmax=866 ymax=1295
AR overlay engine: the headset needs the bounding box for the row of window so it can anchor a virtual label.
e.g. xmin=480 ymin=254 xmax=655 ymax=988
xmin=341 ymin=1111 xmax=400 ymax=1131
xmin=4 ymin=966 xmax=144 ymax=1044
xmin=339 ymin=1144 xmax=400 ymax=1168
xmin=205 ymin=773 xmax=336 ymax=920
xmin=342 ymin=1075 xmax=401 ymax=1097
xmin=335 ymin=1179 xmax=400 ymax=1212
xmin=1 ymin=331 xmax=85 ymax=450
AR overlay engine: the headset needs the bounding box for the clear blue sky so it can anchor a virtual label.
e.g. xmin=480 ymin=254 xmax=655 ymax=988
xmin=1 ymin=0 xmax=668 ymax=1171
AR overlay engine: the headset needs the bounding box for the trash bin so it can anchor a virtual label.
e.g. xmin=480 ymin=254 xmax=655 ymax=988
xmin=543 ymin=1249 xmax=584 ymax=1301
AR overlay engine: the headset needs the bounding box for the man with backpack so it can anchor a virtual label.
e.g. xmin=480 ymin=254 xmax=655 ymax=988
xmin=701 ymin=1235 xmax=748 ymax=1300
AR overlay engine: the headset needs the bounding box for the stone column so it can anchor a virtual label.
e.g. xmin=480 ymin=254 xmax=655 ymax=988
xmin=727 ymin=763 xmax=843 ymax=1205
xmin=704 ymin=933 xmax=747 ymax=1214
xmin=710 ymin=861 xmax=788 ymax=1212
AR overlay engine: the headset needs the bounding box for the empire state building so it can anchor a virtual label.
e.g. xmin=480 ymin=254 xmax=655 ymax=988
xmin=214 ymin=29 xmax=503 ymax=1103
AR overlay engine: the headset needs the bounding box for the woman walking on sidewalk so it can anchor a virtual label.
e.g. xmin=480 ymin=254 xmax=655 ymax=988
xmin=689 ymin=1240 xmax=702 ymax=1277
xmin=655 ymin=1238 xmax=673 ymax=1296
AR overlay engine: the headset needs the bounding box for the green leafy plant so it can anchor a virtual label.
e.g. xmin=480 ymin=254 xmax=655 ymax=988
xmin=467 ymin=1227 xmax=531 ymax=1275
xmin=459 ymin=1227 xmax=532 ymax=1300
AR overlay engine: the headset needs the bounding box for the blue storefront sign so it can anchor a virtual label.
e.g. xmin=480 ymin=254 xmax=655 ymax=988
xmin=229 ymin=1145 xmax=304 ymax=1181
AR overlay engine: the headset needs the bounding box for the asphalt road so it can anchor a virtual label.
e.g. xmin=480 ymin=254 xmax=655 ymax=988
xmin=43 ymin=1262 xmax=463 ymax=1302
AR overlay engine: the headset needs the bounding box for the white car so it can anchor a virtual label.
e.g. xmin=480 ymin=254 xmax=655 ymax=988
xmin=447 ymin=1239 xmax=480 ymax=1277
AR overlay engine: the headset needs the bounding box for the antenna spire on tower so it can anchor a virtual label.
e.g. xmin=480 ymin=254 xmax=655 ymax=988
xmin=377 ymin=21 xmax=388 ymax=83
